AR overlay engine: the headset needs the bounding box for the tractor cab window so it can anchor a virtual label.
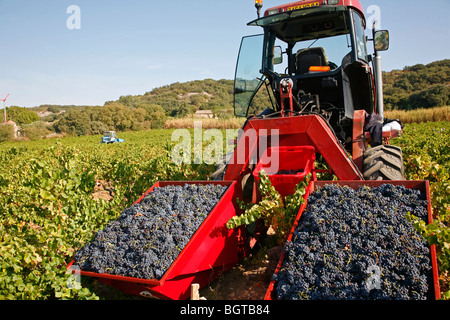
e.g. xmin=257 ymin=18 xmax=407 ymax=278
xmin=271 ymin=34 xmax=352 ymax=76
xmin=352 ymin=11 xmax=368 ymax=62
xmin=266 ymin=8 xmax=353 ymax=77
xmin=295 ymin=35 xmax=351 ymax=74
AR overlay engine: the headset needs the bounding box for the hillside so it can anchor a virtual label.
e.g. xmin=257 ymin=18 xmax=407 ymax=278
xmin=123 ymin=59 xmax=450 ymax=114
xmin=383 ymin=59 xmax=450 ymax=110
xmin=19 ymin=59 xmax=448 ymax=137
xmin=112 ymin=79 xmax=236 ymax=118
xmin=110 ymin=59 xmax=450 ymax=114
xmin=31 ymin=59 xmax=449 ymax=118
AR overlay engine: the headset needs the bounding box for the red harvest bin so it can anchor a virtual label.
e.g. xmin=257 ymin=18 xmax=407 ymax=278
xmin=68 ymin=180 xmax=241 ymax=300
xmin=264 ymin=180 xmax=441 ymax=300
xmin=253 ymin=146 xmax=316 ymax=197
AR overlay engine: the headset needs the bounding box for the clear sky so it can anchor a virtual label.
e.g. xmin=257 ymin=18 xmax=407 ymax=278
xmin=0 ymin=0 xmax=449 ymax=107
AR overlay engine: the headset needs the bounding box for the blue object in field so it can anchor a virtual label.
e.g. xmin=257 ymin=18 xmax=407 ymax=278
xmin=101 ymin=131 xmax=125 ymax=144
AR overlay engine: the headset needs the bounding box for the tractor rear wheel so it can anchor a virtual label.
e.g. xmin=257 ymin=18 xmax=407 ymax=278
xmin=363 ymin=145 xmax=405 ymax=181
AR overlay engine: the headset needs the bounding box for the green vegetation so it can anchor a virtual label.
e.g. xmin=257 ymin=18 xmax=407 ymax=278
xmin=383 ymin=59 xmax=450 ymax=110
xmin=227 ymin=172 xmax=311 ymax=244
xmin=0 ymin=106 xmax=39 ymax=125
xmin=19 ymin=79 xmax=238 ymax=139
xmin=134 ymin=79 xmax=235 ymax=118
xmin=0 ymin=121 xmax=448 ymax=299
xmin=0 ymin=124 xmax=15 ymax=142
xmin=53 ymin=103 xmax=167 ymax=136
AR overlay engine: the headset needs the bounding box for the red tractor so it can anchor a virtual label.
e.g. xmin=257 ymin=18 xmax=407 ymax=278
xmin=217 ymin=0 xmax=404 ymax=192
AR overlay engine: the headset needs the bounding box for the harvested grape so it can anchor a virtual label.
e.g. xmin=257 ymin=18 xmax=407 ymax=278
xmin=274 ymin=184 xmax=433 ymax=300
xmin=74 ymin=184 xmax=228 ymax=280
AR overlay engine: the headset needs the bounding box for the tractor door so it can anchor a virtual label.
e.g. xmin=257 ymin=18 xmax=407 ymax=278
xmin=234 ymin=34 xmax=265 ymax=118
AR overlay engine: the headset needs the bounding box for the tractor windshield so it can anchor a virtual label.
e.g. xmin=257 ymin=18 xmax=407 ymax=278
xmin=272 ymin=34 xmax=352 ymax=75
xmin=264 ymin=7 xmax=352 ymax=75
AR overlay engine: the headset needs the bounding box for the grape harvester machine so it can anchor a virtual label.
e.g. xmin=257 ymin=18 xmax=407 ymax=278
xmin=68 ymin=0 xmax=441 ymax=300
xmin=100 ymin=131 xmax=125 ymax=144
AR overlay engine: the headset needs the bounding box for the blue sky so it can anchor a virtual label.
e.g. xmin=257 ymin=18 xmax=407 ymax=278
xmin=0 ymin=0 xmax=449 ymax=107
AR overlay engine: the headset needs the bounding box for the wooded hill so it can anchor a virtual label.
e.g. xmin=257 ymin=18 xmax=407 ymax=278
xmin=107 ymin=59 xmax=450 ymax=114
xmin=2 ymin=59 xmax=447 ymax=138
xmin=383 ymin=59 xmax=450 ymax=110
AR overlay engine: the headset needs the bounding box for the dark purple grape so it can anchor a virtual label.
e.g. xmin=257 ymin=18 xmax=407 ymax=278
xmin=274 ymin=184 xmax=433 ymax=300
xmin=74 ymin=184 xmax=227 ymax=280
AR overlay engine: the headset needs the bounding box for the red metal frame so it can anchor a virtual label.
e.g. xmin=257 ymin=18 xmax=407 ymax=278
xmin=68 ymin=180 xmax=242 ymax=300
xmin=265 ymin=180 xmax=442 ymax=300
xmin=253 ymin=146 xmax=316 ymax=198
xmin=224 ymin=114 xmax=363 ymax=183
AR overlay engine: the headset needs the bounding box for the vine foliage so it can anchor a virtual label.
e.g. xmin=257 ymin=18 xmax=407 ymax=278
xmin=227 ymin=171 xmax=311 ymax=243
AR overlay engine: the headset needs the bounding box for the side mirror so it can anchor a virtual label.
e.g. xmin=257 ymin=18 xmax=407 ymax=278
xmin=374 ymin=30 xmax=389 ymax=51
xmin=273 ymin=46 xmax=283 ymax=64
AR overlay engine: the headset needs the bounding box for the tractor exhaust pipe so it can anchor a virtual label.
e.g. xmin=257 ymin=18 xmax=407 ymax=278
xmin=373 ymin=52 xmax=384 ymax=120
xmin=371 ymin=21 xmax=390 ymax=121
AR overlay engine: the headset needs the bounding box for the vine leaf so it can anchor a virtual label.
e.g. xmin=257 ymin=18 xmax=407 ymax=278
xmin=227 ymin=171 xmax=311 ymax=243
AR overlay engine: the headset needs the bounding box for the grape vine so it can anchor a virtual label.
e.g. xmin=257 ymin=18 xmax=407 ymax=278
xmin=227 ymin=171 xmax=311 ymax=243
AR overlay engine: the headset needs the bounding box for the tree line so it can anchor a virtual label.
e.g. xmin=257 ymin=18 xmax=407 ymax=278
xmin=25 ymin=79 xmax=236 ymax=138
xmin=54 ymin=103 xmax=167 ymax=136
xmin=1 ymin=60 xmax=448 ymax=140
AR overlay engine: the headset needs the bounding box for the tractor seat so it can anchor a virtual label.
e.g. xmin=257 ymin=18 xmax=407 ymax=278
xmin=295 ymin=47 xmax=328 ymax=75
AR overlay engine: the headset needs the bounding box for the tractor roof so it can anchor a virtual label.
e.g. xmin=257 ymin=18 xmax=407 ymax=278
xmin=264 ymin=0 xmax=365 ymax=21
xmin=248 ymin=0 xmax=365 ymax=43
xmin=250 ymin=0 xmax=365 ymax=31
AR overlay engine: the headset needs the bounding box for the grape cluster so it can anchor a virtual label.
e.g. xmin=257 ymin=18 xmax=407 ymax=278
xmin=74 ymin=184 xmax=228 ymax=280
xmin=274 ymin=184 xmax=433 ymax=300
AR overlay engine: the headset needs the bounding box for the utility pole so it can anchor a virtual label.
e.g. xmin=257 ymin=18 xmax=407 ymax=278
xmin=1 ymin=94 xmax=9 ymax=124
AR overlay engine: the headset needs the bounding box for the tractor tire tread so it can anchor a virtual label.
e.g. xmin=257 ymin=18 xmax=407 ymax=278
xmin=363 ymin=145 xmax=405 ymax=181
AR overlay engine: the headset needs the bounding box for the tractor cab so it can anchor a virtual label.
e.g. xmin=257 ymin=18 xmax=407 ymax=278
xmin=234 ymin=0 xmax=390 ymax=152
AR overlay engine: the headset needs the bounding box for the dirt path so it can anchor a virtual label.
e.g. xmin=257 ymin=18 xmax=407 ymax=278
xmin=199 ymin=245 xmax=283 ymax=300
